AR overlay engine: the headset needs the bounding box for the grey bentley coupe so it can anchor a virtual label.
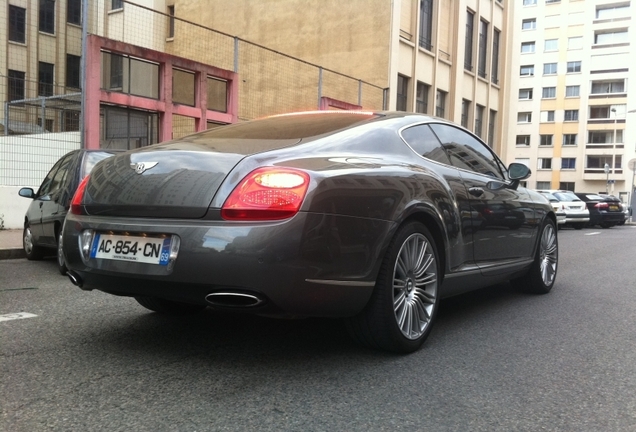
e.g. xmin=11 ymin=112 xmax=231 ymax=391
xmin=63 ymin=111 xmax=558 ymax=353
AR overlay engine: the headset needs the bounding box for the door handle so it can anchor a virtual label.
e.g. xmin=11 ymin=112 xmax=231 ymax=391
xmin=468 ymin=187 xmax=484 ymax=197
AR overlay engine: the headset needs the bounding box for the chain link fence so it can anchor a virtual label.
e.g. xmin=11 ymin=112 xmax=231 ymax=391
xmin=1 ymin=0 xmax=386 ymax=187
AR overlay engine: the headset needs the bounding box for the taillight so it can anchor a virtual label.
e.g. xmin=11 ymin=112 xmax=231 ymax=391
xmin=594 ymin=202 xmax=609 ymax=209
xmin=221 ymin=167 xmax=310 ymax=220
xmin=70 ymin=175 xmax=90 ymax=215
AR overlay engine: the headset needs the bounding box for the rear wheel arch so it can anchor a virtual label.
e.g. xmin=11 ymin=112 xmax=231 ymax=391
xmin=397 ymin=209 xmax=448 ymax=282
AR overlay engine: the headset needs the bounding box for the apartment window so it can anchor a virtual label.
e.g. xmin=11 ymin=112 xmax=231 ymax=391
xmin=67 ymin=0 xmax=82 ymax=25
xmin=538 ymin=158 xmax=552 ymax=169
xmin=567 ymin=61 xmax=581 ymax=73
xmin=522 ymin=19 xmax=536 ymax=30
xmin=561 ymin=158 xmax=576 ymax=169
xmin=419 ymin=0 xmax=433 ymax=51
xmin=540 ymin=134 xmax=553 ymax=146
xmin=66 ymin=55 xmax=81 ymax=88
xmin=520 ymin=65 xmax=535 ymax=76
xmin=168 ymin=5 xmax=175 ymax=38
xmin=544 ymin=39 xmax=558 ymax=51
xmin=565 ymin=85 xmax=580 ymax=97
xmin=543 ymin=63 xmax=557 ymax=75
xmin=110 ymin=54 xmax=124 ymax=89
xmin=112 ymin=0 xmax=123 ymax=10
xmin=39 ymin=0 xmax=55 ymax=34
xmin=461 ymin=99 xmax=471 ymax=128
xmin=563 ymin=134 xmax=577 ymax=146
xmin=37 ymin=118 xmax=54 ymax=132
xmin=521 ymin=42 xmax=536 ymax=53
xmin=492 ymin=29 xmax=500 ymax=84
xmin=477 ymin=20 xmax=488 ymax=78
xmin=8 ymin=70 xmax=26 ymax=102
xmin=464 ymin=10 xmax=475 ymax=71
xmin=516 ymin=135 xmax=531 ymax=146
xmin=587 ymin=155 xmax=615 ymax=169
xmin=546 ymin=0 xmax=561 ymax=3
xmin=596 ymin=5 xmax=630 ymax=20
xmin=519 ymin=88 xmax=533 ymax=100
xmin=589 ymin=105 xmax=624 ymax=119
xmin=518 ymin=112 xmax=532 ymax=123
xmin=564 ymin=110 xmax=579 ymax=121
xmin=38 ymin=62 xmax=55 ymax=97
xmin=589 ymin=130 xmax=623 ymax=144
xmin=523 ymin=0 xmax=537 ymax=5
xmin=595 ymin=30 xmax=629 ymax=45
xmin=487 ymin=110 xmax=496 ymax=147
xmin=537 ymin=181 xmax=551 ymax=189
xmin=542 ymin=87 xmax=556 ymax=99
xmin=436 ymin=90 xmax=446 ymax=118
xmin=591 ymin=80 xmax=625 ymax=95
xmin=396 ymin=75 xmax=409 ymax=111
xmin=568 ymin=37 xmax=583 ymax=50
xmin=9 ymin=5 xmax=26 ymax=43
xmin=475 ymin=104 xmax=484 ymax=138
xmin=559 ymin=182 xmax=575 ymax=191
xmin=416 ymin=82 xmax=429 ymax=114
xmin=541 ymin=110 xmax=555 ymax=122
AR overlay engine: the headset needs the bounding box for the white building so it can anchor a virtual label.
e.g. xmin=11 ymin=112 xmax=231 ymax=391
xmin=504 ymin=0 xmax=636 ymax=206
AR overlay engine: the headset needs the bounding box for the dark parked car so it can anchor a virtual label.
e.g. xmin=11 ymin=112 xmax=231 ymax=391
xmin=574 ymin=193 xmax=625 ymax=228
xmin=19 ymin=149 xmax=121 ymax=273
xmin=63 ymin=112 xmax=558 ymax=353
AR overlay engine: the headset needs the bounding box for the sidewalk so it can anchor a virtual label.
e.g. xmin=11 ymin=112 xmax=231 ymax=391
xmin=0 ymin=229 xmax=26 ymax=260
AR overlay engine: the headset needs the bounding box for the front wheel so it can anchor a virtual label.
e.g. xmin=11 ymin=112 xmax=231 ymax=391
xmin=346 ymin=221 xmax=440 ymax=353
xmin=515 ymin=218 xmax=558 ymax=294
xmin=134 ymin=296 xmax=207 ymax=315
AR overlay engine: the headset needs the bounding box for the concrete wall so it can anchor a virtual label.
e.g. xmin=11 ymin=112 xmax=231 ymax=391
xmin=0 ymin=132 xmax=80 ymax=229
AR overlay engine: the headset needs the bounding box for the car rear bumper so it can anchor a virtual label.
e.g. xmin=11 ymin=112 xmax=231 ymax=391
xmin=63 ymin=212 xmax=393 ymax=318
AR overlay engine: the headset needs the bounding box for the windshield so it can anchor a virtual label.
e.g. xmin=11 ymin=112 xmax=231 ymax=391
xmin=82 ymin=151 xmax=119 ymax=179
xmin=539 ymin=192 xmax=558 ymax=202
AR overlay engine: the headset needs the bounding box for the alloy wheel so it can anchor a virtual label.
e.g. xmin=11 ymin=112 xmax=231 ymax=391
xmin=539 ymin=224 xmax=558 ymax=286
xmin=392 ymin=233 xmax=438 ymax=340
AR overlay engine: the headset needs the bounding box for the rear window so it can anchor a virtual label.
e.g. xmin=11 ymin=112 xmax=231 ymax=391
xmin=82 ymin=151 xmax=119 ymax=178
xmin=554 ymin=192 xmax=581 ymax=201
xmin=582 ymin=194 xmax=604 ymax=200
xmin=539 ymin=192 xmax=558 ymax=202
xmin=183 ymin=112 xmax=380 ymax=142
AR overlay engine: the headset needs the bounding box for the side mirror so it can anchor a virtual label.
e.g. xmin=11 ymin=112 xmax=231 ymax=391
xmin=508 ymin=163 xmax=531 ymax=181
xmin=18 ymin=187 xmax=35 ymax=199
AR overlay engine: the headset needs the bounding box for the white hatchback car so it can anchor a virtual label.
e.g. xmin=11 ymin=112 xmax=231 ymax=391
xmin=536 ymin=191 xmax=566 ymax=227
xmin=536 ymin=190 xmax=589 ymax=229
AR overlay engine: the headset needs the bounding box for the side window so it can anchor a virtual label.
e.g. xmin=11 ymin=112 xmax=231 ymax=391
xmin=37 ymin=158 xmax=65 ymax=197
xmin=45 ymin=154 xmax=74 ymax=196
xmin=400 ymin=125 xmax=452 ymax=165
xmin=430 ymin=124 xmax=504 ymax=180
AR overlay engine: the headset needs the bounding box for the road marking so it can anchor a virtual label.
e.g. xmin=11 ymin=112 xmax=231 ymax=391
xmin=585 ymin=232 xmax=601 ymax=236
xmin=0 ymin=312 xmax=38 ymax=322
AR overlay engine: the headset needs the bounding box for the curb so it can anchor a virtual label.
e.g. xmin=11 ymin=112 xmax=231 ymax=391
xmin=0 ymin=248 xmax=26 ymax=260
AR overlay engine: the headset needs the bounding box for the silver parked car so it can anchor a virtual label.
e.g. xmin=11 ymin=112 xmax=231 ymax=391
xmin=536 ymin=190 xmax=589 ymax=229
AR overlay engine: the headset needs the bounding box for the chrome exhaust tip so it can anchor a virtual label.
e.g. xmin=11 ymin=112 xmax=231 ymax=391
xmin=205 ymin=292 xmax=265 ymax=308
xmin=67 ymin=270 xmax=84 ymax=288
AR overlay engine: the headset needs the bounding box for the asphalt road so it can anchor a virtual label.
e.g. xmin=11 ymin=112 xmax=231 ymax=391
xmin=2 ymin=226 xmax=636 ymax=431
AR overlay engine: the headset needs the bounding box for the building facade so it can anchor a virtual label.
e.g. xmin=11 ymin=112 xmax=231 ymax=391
xmin=504 ymin=0 xmax=636 ymax=205
xmin=166 ymin=0 xmax=512 ymax=154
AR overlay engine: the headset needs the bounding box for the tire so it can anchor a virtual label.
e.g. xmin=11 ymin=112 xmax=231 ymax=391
xmin=23 ymin=223 xmax=44 ymax=260
xmin=600 ymin=222 xmax=612 ymax=229
xmin=57 ymin=231 xmax=68 ymax=275
xmin=134 ymin=296 xmax=207 ymax=315
xmin=515 ymin=218 xmax=558 ymax=294
xmin=573 ymin=223 xmax=585 ymax=230
xmin=346 ymin=221 xmax=440 ymax=353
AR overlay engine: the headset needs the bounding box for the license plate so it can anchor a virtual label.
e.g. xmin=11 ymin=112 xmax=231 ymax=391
xmin=90 ymin=233 xmax=172 ymax=265
xmin=609 ymin=205 xmax=619 ymax=211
